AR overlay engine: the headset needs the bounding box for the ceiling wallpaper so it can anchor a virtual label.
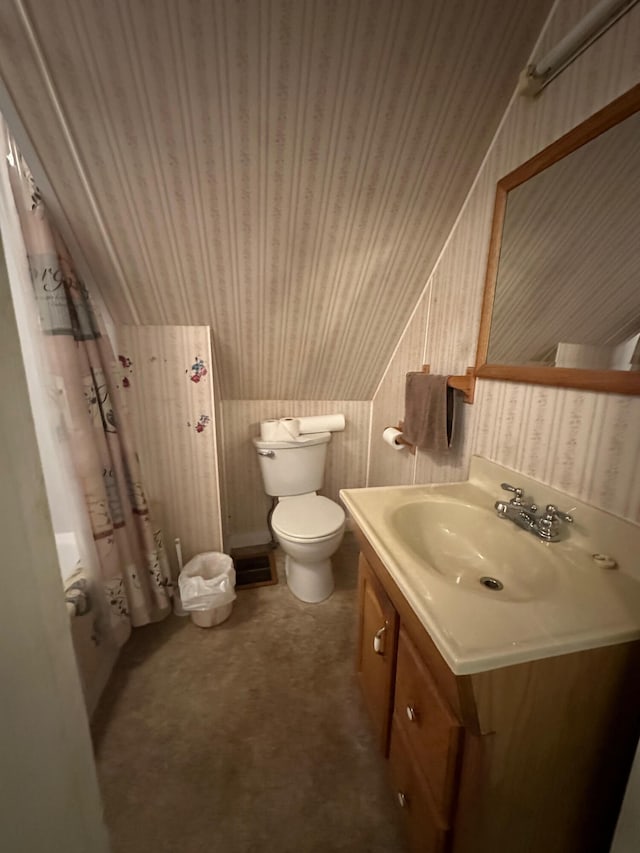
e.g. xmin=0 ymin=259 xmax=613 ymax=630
xmin=0 ymin=0 xmax=552 ymax=399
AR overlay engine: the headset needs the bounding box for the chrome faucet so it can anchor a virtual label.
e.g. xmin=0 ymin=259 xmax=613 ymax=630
xmin=494 ymin=483 xmax=573 ymax=541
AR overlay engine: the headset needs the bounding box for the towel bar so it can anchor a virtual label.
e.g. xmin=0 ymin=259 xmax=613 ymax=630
xmin=421 ymin=364 xmax=476 ymax=405
xmin=396 ymin=366 xmax=476 ymax=455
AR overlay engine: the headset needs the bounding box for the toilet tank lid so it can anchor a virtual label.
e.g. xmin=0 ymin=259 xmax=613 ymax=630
xmin=253 ymin=431 xmax=331 ymax=449
xmin=272 ymin=494 xmax=345 ymax=539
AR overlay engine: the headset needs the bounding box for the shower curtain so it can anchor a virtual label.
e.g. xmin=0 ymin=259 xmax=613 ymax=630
xmin=2 ymin=126 xmax=171 ymax=646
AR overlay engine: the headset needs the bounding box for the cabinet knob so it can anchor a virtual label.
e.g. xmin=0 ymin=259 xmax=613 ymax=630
xmin=406 ymin=705 xmax=417 ymax=722
xmin=397 ymin=791 xmax=407 ymax=809
xmin=373 ymin=623 xmax=387 ymax=654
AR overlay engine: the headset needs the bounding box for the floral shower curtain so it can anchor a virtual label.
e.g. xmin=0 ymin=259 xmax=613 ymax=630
xmin=3 ymin=131 xmax=171 ymax=646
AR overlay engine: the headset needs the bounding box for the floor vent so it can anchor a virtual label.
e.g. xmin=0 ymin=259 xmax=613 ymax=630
xmin=231 ymin=545 xmax=278 ymax=589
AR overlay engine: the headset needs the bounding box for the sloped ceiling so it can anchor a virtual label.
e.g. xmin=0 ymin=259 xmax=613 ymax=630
xmin=0 ymin=0 xmax=553 ymax=399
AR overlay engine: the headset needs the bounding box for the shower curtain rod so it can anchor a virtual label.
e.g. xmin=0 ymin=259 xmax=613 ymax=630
xmin=520 ymin=0 xmax=639 ymax=96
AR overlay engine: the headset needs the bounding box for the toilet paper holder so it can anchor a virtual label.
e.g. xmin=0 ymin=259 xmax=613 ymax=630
xmin=393 ymin=422 xmax=416 ymax=454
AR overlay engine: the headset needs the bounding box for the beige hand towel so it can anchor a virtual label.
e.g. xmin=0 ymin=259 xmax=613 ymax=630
xmin=403 ymin=372 xmax=454 ymax=452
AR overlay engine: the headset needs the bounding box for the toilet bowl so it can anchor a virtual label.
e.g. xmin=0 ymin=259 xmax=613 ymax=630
xmin=272 ymin=493 xmax=345 ymax=603
xmin=253 ymin=430 xmax=345 ymax=602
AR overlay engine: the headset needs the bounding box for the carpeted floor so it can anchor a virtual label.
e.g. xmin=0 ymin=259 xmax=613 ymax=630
xmin=92 ymin=536 xmax=407 ymax=853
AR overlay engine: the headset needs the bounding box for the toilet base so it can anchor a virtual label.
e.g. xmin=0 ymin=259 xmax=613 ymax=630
xmin=285 ymin=555 xmax=334 ymax=603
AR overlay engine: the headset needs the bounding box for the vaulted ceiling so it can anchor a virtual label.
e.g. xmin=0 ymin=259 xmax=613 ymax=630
xmin=0 ymin=0 xmax=553 ymax=399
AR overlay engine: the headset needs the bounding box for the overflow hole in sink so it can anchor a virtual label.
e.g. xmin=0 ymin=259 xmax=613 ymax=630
xmin=479 ymin=576 xmax=504 ymax=591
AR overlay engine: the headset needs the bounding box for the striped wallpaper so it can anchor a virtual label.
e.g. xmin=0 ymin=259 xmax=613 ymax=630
xmin=0 ymin=0 xmax=552 ymax=400
xmin=1 ymin=0 xmax=638 ymax=535
xmin=472 ymin=380 xmax=640 ymax=522
xmin=370 ymin=0 xmax=640 ymax=525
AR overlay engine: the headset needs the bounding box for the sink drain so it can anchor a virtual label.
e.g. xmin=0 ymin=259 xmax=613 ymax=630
xmin=480 ymin=576 xmax=504 ymax=591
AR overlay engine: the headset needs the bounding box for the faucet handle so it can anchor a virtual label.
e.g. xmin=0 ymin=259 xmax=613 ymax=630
xmin=501 ymin=483 xmax=524 ymax=505
xmin=536 ymin=504 xmax=574 ymax=540
xmin=544 ymin=505 xmax=574 ymax=524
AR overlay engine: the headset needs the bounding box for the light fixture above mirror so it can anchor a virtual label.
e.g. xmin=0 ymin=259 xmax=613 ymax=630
xmin=475 ymin=82 xmax=640 ymax=395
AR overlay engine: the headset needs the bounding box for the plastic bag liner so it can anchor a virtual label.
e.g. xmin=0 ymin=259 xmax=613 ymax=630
xmin=178 ymin=552 xmax=236 ymax=612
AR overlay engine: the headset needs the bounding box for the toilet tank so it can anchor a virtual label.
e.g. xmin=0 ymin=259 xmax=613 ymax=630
xmin=253 ymin=432 xmax=331 ymax=497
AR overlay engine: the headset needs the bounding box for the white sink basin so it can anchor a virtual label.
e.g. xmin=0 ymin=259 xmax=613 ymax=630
xmin=390 ymin=500 xmax=556 ymax=602
xmin=340 ymin=456 xmax=640 ymax=674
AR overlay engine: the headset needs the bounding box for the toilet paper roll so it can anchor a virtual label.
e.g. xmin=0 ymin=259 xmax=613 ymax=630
xmin=382 ymin=427 xmax=405 ymax=450
xmin=297 ymin=413 xmax=346 ymax=434
xmin=279 ymin=417 xmax=301 ymax=439
xmin=260 ymin=419 xmax=280 ymax=441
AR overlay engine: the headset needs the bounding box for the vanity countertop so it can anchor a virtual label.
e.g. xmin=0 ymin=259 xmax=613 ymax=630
xmin=340 ymin=456 xmax=640 ymax=674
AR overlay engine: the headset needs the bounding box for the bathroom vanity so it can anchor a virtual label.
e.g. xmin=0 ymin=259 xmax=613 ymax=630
xmin=341 ymin=458 xmax=640 ymax=853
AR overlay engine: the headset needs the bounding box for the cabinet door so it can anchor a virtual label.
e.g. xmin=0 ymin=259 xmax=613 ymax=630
xmin=389 ymin=719 xmax=449 ymax=853
xmin=357 ymin=555 xmax=398 ymax=755
xmin=394 ymin=626 xmax=462 ymax=823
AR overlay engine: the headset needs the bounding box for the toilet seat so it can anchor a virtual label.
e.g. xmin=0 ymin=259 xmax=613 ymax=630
xmin=272 ymin=494 xmax=345 ymax=541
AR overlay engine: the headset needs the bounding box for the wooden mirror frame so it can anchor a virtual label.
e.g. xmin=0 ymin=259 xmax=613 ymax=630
xmin=475 ymin=82 xmax=640 ymax=396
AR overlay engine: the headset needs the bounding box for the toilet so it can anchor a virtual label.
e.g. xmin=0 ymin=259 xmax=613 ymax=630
xmin=253 ymin=431 xmax=345 ymax=603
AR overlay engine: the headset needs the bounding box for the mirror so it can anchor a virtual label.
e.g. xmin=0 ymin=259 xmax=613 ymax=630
xmin=475 ymin=83 xmax=640 ymax=395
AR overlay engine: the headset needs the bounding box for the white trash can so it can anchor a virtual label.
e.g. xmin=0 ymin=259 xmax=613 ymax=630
xmin=178 ymin=552 xmax=236 ymax=628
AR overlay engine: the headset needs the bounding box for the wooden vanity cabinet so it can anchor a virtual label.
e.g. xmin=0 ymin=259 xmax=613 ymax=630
xmin=356 ymin=554 xmax=398 ymax=753
xmin=388 ymin=719 xmax=449 ymax=853
xmin=394 ymin=625 xmax=463 ymax=822
xmin=355 ymin=535 xmax=640 ymax=853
